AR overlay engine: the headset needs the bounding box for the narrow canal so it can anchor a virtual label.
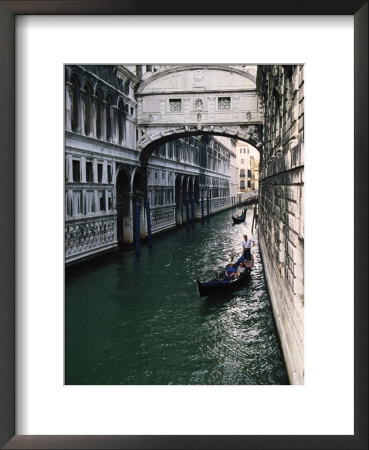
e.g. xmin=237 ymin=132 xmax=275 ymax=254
xmin=65 ymin=206 xmax=289 ymax=385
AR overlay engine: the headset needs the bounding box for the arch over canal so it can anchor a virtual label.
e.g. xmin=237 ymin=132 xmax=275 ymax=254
xmin=139 ymin=127 xmax=262 ymax=163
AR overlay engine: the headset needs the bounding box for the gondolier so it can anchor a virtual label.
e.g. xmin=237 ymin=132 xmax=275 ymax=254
xmin=241 ymin=234 xmax=254 ymax=261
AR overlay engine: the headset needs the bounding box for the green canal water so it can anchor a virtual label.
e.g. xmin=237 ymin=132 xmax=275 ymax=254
xmin=65 ymin=206 xmax=289 ymax=385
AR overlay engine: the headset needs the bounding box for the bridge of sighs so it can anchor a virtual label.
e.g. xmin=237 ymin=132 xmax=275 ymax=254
xmin=135 ymin=65 xmax=264 ymax=160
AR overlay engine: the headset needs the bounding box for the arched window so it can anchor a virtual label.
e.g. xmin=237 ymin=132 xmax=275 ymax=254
xmin=106 ymin=95 xmax=112 ymax=142
xmin=95 ymin=89 xmax=103 ymax=139
xmin=83 ymin=82 xmax=93 ymax=136
xmin=70 ymin=75 xmax=80 ymax=132
xmin=118 ymin=99 xmax=125 ymax=143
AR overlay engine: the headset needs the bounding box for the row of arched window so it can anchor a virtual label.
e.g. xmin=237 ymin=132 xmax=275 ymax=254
xmin=69 ymin=73 xmax=128 ymax=144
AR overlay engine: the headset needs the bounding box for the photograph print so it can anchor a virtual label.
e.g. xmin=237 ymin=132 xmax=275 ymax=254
xmin=65 ymin=64 xmax=304 ymax=385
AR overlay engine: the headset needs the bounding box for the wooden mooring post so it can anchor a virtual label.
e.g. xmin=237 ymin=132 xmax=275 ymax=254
xmin=146 ymin=199 xmax=152 ymax=248
xmin=251 ymin=203 xmax=258 ymax=234
xmin=201 ymin=196 xmax=204 ymax=224
xmin=185 ymin=196 xmax=190 ymax=231
xmin=191 ymin=196 xmax=195 ymax=229
xmin=135 ymin=202 xmax=140 ymax=256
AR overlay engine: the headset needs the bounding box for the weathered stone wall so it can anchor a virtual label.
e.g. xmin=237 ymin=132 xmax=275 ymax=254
xmin=257 ymin=65 xmax=304 ymax=384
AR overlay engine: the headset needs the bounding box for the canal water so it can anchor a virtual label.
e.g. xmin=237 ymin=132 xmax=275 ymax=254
xmin=65 ymin=206 xmax=289 ymax=385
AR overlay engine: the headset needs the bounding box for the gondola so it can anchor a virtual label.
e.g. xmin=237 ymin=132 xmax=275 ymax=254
xmin=232 ymin=207 xmax=247 ymax=224
xmin=232 ymin=214 xmax=245 ymax=224
xmin=197 ymin=254 xmax=254 ymax=297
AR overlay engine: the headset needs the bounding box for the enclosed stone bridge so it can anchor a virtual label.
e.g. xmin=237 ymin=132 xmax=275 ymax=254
xmin=135 ymin=65 xmax=264 ymax=160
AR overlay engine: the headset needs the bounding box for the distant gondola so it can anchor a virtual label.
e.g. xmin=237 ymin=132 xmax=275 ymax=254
xmin=232 ymin=215 xmax=245 ymax=224
xmin=232 ymin=206 xmax=247 ymax=224
xmin=197 ymin=254 xmax=254 ymax=297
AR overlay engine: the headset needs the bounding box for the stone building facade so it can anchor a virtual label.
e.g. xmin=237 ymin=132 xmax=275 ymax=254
xmin=145 ymin=135 xmax=235 ymax=234
xmin=256 ymin=65 xmax=304 ymax=384
xmin=65 ymin=65 xmax=238 ymax=264
xmin=235 ymin=141 xmax=260 ymax=192
xmin=65 ymin=65 xmax=140 ymax=264
xmin=250 ymin=156 xmax=259 ymax=191
xmin=214 ymin=135 xmax=238 ymax=202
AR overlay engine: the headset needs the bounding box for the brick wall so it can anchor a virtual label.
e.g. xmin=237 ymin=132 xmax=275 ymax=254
xmin=257 ymin=65 xmax=304 ymax=384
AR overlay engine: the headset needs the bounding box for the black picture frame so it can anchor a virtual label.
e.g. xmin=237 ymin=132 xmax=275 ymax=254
xmin=0 ymin=1 xmax=367 ymax=449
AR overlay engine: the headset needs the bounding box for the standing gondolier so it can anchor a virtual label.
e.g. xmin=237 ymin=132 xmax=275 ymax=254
xmin=241 ymin=234 xmax=254 ymax=261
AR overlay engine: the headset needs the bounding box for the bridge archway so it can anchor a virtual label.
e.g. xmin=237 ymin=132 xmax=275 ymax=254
xmin=139 ymin=129 xmax=262 ymax=164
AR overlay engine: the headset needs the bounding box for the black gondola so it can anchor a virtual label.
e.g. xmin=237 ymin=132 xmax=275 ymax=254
xmin=232 ymin=215 xmax=245 ymax=224
xmin=232 ymin=206 xmax=247 ymax=224
xmin=197 ymin=254 xmax=254 ymax=297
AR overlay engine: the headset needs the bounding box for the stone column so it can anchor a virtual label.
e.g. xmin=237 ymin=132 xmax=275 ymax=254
xmin=66 ymin=189 xmax=73 ymax=216
xmin=80 ymin=156 xmax=86 ymax=183
xmin=65 ymin=84 xmax=72 ymax=131
xmin=112 ymin=161 xmax=116 ymax=185
xmin=102 ymin=160 xmax=108 ymax=184
xmin=107 ymin=105 xmax=113 ymax=143
xmin=92 ymin=96 xmax=97 ymax=138
xmin=136 ymin=97 xmax=143 ymax=120
xmin=94 ymin=190 xmax=99 ymax=213
xmin=111 ymin=106 xmax=119 ymax=144
xmin=208 ymin=97 xmax=215 ymax=121
xmin=79 ymin=90 xmax=86 ymax=136
xmin=93 ymin=159 xmax=98 ymax=183
xmin=105 ymin=189 xmax=109 ymax=213
xmin=82 ymin=189 xmax=87 ymax=215
xmin=66 ymin=155 xmax=73 ymax=182
xmin=101 ymin=100 xmax=107 ymax=141
xmin=125 ymin=192 xmax=134 ymax=243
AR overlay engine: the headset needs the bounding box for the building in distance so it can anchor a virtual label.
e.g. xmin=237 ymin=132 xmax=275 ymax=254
xmin=236 ymin=141 xmax=260 ymax=192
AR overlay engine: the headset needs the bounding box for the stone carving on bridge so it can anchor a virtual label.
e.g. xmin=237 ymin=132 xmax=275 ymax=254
xmin=193 ymin=70 xmax=205 ymax=88
xmin=195 ymin=98 xmax=203 ymax=110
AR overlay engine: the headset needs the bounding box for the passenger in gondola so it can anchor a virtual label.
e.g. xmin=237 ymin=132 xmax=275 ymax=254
xmin=234 ymin=261 xmax=246 ymax=279
xmin=224 ymin=263 xmax=236 ymax=281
